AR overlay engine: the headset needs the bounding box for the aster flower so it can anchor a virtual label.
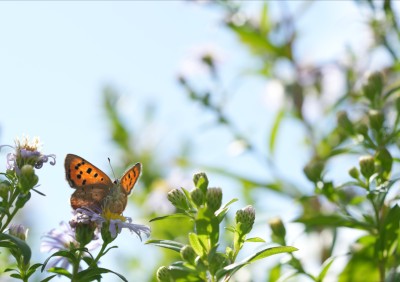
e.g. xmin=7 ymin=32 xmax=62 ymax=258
xmin=3 ymin=135 xmax=56 ymax=173
xmin=76 ymin=207 xmax=151 ymax=240
xmin=41 ymin=221 xmax=100 ymax=269
xmin=8 ymin=223 xmax=29 ymax=241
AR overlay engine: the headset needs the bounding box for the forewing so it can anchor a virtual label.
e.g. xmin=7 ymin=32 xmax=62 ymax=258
xmin=65 ymin=154 xmax=113 ymax=189
xmin=70 ymin=187 xmax=109 ymax=210
xmin=120 ymin=163 xmax=141 ymax=195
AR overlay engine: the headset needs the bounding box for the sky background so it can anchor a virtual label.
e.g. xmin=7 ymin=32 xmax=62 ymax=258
xmin=0 ymin=1 xmax=397 ymax=281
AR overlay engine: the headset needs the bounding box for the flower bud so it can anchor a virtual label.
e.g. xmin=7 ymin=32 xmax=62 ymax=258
xmin=190 ymin=188 xmax=205 ymax=207
xmin=359 ymin=156 xmax=375 ymax=179
xmin=363 ymin=72 xmax=383 ymax=102
xmin=16 ymin=192 xmax=31 ymax=209
xmin=269 ymin=217 xmax=286 ymax=245
xmin=167 ymin=189 xmax=189 ymax=210
xmin=156 ymin=266 xmax=172 ymax=282
xmin=303 ymin=160 xmax=324 ymax=183
xmin=8 ymin=224 xmax=29 ymax=241
xmin=75 ymin=222 xmax=97 ymax=247
xmin=206 ymin=187 xmax=222 ymax=212
xmin=180 ymin=245 xmax=196 ymax=265
xmin=0 ymin=182 xmax=10 ymax=199
xmin=235 ymin=205 xmax=255 ymax=235
xmin=193 ymin=172 xmax=208 ymax=193
xmin=368 ymin=110 xmax=384 ymax=131
xmin=348 ymin=167 xmax=359 ymax=179
xmin=19 ymin=165 xmax=38 ymax=193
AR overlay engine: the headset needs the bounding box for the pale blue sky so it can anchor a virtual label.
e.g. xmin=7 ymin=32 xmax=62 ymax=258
xmin=0 ymin=1 xmax=396 ymax=281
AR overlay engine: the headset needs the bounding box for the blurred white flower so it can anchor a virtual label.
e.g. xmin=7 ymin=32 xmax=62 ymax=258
xmin=227 ymin=139 xmax=248 ymax=157
xmin=262 ymin=79 xmax=285 ymax=110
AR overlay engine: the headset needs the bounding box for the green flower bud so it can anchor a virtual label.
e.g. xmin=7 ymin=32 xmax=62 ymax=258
xmin=269 ymin=217 xmax=286 ymax=245
xmin=0 ymin=182 xmax=10 ymax=199
xmin=167 ymin=188 xmax=189 ymax=210
xmin=206 ymin=187 xmax=222 ymax=212
xmin=19 ymin=165 xmax=38 ymax=193
xmin=156 ymin=266 xmax=172 ymax=282
xmin=303 ymin=159 xmax=324 ymax=183
xmin=359 ymin=156 xmax=375 ymax=179
xmin=16 ymin=192 xmax=31 ymax=209
xmin=190 ymin=188 xmax=205 ymax=207
xmin=348 ymin=167 xmax=359 ymax=179
xmin=193 ymin=172 xmax=208 ymax=193
xmin=363 ymin=72 xmax=384 ymax=102
xmin=180 ymin=245 xmax=196 ymax=265
xmin=368 ymin=110 xmax=384 ymax=131
xmin=8 ymin=224 xmax=29 ymax=241
xmin=337 ymin=111 xmax=354 ymax=134
xmin=209 ymin=252 xmax=228 ymax=275
xmin=235 ymin=205 xmax=255 ymax=235
xmin=75 ymin=222 xmax=97 ymax=247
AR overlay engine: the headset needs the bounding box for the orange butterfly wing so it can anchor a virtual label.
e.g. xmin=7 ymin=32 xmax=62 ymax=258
xmin=65 ymin=154 xmax=113 ymax=210
xmin=120 ymin=163 xmax=141 ymax=195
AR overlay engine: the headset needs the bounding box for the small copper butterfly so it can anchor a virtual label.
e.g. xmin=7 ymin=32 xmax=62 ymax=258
xmin=64 ymin=154 xmax=141 ymax=214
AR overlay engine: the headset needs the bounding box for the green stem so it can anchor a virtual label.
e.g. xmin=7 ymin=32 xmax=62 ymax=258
xmin=91 ymin=241 xmax=109 ymax=267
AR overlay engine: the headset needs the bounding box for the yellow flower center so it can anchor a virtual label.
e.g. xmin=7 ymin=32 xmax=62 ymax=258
xmin=102 ymin=208 xmax=125 ymax=221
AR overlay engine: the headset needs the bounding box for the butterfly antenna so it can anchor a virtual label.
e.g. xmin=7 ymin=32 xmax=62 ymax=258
xmin=108 ymin=157 xmax=117 ymax=179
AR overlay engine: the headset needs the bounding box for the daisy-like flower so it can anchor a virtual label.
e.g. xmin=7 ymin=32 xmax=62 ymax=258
xmin=3 ymin=135 xmax=56 ymax=173
xmin=76 ymin=207 xmax=151 ymax=241
xmin=8 ymin=223 xmax=29 ymax=241
xmin=41 ymin=221 xmax=100 ymax=269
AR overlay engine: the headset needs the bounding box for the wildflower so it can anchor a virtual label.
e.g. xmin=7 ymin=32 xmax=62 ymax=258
xmin=8 ymin=224 xmax=29 ymax=241
xmin=41 ymin=221 xmax=100 ymax=269
xmin=3 ymin=136 xmax=56 ymax=173
xmin=76 ymin=207 xmax=151 ymax=241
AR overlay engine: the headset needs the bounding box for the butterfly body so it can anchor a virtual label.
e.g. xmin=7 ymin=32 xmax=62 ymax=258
xmin=64 ymin=154 xmax=141 ymax=214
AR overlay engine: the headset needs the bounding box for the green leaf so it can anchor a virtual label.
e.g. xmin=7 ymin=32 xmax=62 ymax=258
xmin=0 ymin=233 xmax=31 ymax=265
xmin=76 ymin=267 xmax=128 ymax=282
xmin=269 ymin=108 xmax=285 ymax=155
xmin=145 ymin=239 xmax=184 ymax=253
xmin=317 ymin=257 xmax=335 ymax=282
xmin=216 ymin=246 xmax=297 ymax=280
xmin=150 ymin=213 xmax=192 ymax=222
xmin=215 ymin=198 xmax=238 ymax=222
xmin=245 ymin=237 xmax=266 ymax=243
xmin=40 ymin=275 xmax=57 ymax=282
xmin=10 ymin=273 xmax=22 ymax=279
xmin=188 ymin=233 xmax=205 ymax=257
xmin=295 ymin=214 xmax=372 ymax=231
xmin=47 ymin=267 xmax=72 ymax=279
xmin=268 ymin=263 xmax=281 ymax=282
xmin=41 ymin=250 xmax=78 ymax=272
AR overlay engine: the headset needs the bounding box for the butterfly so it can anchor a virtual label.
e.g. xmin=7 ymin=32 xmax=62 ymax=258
xmin=64 ymin=154 xmax=141 ymax=215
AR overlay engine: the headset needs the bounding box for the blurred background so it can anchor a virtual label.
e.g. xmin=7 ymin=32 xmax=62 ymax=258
xmin=1 ymin=1 xmax=399 ymax=281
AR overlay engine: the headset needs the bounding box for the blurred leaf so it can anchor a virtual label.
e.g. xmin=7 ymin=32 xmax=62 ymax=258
xmin=317 ymin=257 xmax=335 ymax=282
xmin=245 ymin=237 xmax=266 ymax=243
xmin=150 ymin=213 xmax=193 ymax=222
xmin=269 ymin=108 xmax=285 ymax=155
xmin=145 ymin=240 xmax=184 ymax=253
xmin=46 ymin=267 xmax=72 ymax=279
xmin=295 ymin=214 xmax=372 ymax=231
